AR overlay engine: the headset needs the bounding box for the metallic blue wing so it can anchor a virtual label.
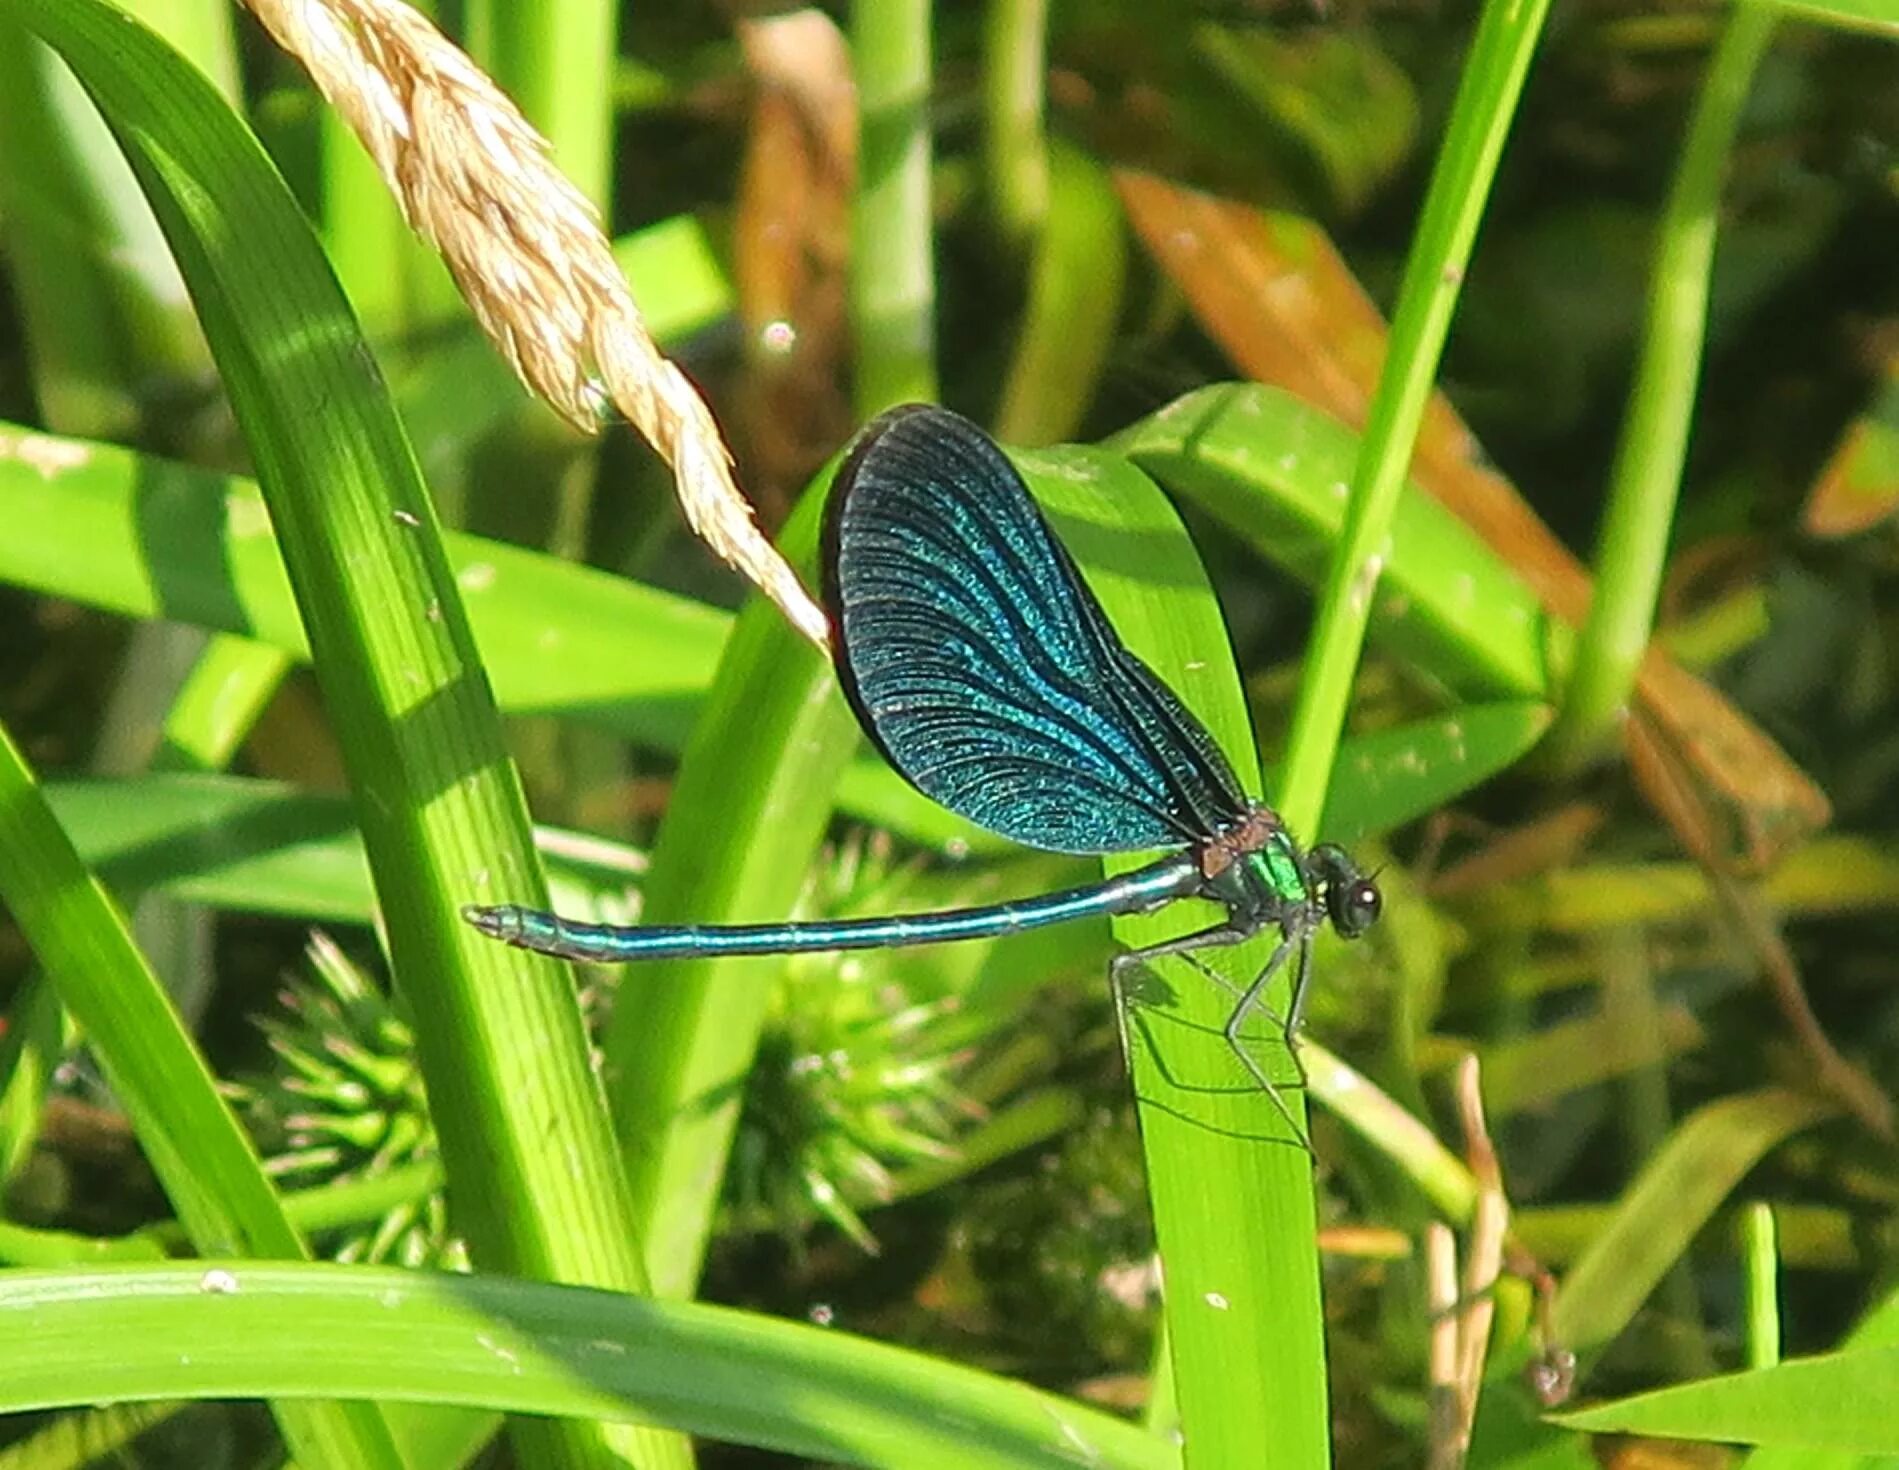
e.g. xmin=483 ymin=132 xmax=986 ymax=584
xmin=821 ymin=405 xmax=1251 ymax=855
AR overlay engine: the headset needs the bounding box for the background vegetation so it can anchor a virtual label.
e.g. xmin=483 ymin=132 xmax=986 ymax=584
xmin=0 ymin=0 xmax=1893 ymax=1466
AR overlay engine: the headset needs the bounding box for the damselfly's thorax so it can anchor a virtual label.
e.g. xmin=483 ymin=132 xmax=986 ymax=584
xmin=1198 ymin=806 xmax=1382 ymax=944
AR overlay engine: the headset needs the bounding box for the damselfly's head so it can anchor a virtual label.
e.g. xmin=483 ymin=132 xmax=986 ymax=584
xmin=1307 ymin=844 xmax=1382 ymax=940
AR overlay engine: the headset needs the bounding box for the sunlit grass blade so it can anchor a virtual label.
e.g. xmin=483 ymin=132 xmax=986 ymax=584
xmin=152 ymin=635 xmax=290 ymax=772
xmin=1317 ymin=700 xmax=1552 ymax=844
xmin=1552 ymin=1345 xmax=1899 ymax=1453
xmin=1743 ymin=1201 xmax=1782 ymax=1371
xmin=1021 ymin=443 xmax=1331 ymax=1466
xmin=0 ymin=719 xmax=403 ymax=1467
xmin=851 ymin=0 xmax=937 ymax=416
xmin=1268 ymin=0 xmax=1555 ymax=840
xmin=0 ymin=418 xmax=968 ymax=848
xmin=994 ymin=142 xmax=1125 ymax=446
xmin=1550 ymin=5 xmax=1779 ymax=761
xmin=45 ymin=773 xmax=649 ymax=927
xmin=16 ymin=4 xmax=686 ymax=1464
xmin=1117 ymin=384 xmax=1566 ymax=701
xmin=0 ymin=1262 xmax=1178 ymax=1470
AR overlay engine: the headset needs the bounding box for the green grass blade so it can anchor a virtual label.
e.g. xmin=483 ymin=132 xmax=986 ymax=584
xmin=1317 ymin=700 xmax=1552 ymax=845
xmin=1552 ymin=1346 xmax=1899 ymax=1453
xmin=1743 ymin=1201 xmax=1782 ymax=1371
xmin=1300 ymin=1041 xmax=1476 ymax=1223
xmin=0 ymin=1402 xmax=183 ymax=1470
xmin=45 ymin=773 xmax=646 ymax=927
xmin=981 ymin=0 xmax=1048 ymax=248
xmin=1272 ymin=0 xmax=1556 ymax=838
xmin=1553 ymin=1088 xmax=1837 ymax=1354
xmin=16 ymin=4 xmax=687 ymax=1464
xmin=1021 ymin=443 xmax=1330 ymax=1467
xmin=1116 ymin=384 xmax=1567 ymax=702
xmin=468 ymin=0 xmax=615 ymax=211
xmin=0 ymin=718 xmax=403 ymax=1468
xmin=0 ymin=421 xmax=971 ymax=850
xmin=0 ymin=1 xmax=224 ymax=440
xmin=1549 ymin=6 xmax=1779 ymax=760
xmin=151 ymin=635 xmax=290 ymax=771
xmin=321 ymin=108 xmax=428 ymax=342
xmin=0 ymin=1262 xmax=1178 ymax=1470
xmin=604 ymin=484 xmax=860 ymax=1297
xmin=851 ymin=0 xmax=938 ymax=415
xmin=994 ymin=142 xmax=1125 ymax=446
xmin=0 ymin=975 xmax=60 ymax=1189
xmin=613 ymin=217 xmax=735 ymax=342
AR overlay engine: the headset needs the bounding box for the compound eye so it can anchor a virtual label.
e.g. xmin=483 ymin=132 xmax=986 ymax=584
xmin=1329 ymin=877 xmax=1382 ymax=939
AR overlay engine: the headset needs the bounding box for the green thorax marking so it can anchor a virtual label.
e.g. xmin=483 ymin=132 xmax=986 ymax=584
xmin=1247 ymin=831 xmax=1308 ymax=905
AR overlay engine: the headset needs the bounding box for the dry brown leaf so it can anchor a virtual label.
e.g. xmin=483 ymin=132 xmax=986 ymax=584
xmin=733 ymin=9 xmax=856 ymax=515
xmin=1116 ymin=170 xmax=1829 ymax=870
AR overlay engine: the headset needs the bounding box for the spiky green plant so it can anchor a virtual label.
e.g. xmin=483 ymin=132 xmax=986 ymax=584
xmin=228 ymin=933 xmax=457 ymax=1268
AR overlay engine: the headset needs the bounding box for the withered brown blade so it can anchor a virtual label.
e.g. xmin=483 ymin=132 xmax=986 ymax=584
xmin=1425 ymin=802 xmax=1606 ymax=899
xmin=733 ymin=9 xmax=856 ymax=515
xmin=1115 ymin=169 xmax=1829 ymax=871
xmin=1800 ymin=347 xmax=1899 ymax=539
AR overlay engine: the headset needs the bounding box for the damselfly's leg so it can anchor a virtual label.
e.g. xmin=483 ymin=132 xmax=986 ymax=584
xmin=1203 ymin=928 xmax=1318 ymax=1088
xmin=1282 ymin=934 xmax=1316 ymax=1091
xmin=1216 ymin=936 xmax=1310 ymax=1149
xmin=1285 ymin=931 xmax=1317 ymax=1045
xmin=1174 ymin=945 xmax=1308 ymax=1088
xmin=1108 ymin=922 xmax=1252 ymax=1085
xmin=1115 ymin=921 xmax=1252 ymax=975
xmin=1113 ymin=924 xmax=1311 ymax=1149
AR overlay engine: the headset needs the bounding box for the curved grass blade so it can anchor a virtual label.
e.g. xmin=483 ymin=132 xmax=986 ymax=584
xmin=1317 ymin=699 xmax=1552 ymax=845
xmin=1551 ymin=1345 xmax=1899 ymax=1454
xmin=1553 ymin=1087 xmax=1837 ymax=1354
xmin=45 ymin=773 xmax=649 ymax=928
xmin=1115 ymin=382 xmax=1568 ymax=701
xmin=0 ymin=720 xmax=402 ymax=1467
xmin=0 ymin=419 xmax=978 ymax=850
xmin=15 ymin=4 xmax=686 ymax=1465
xmin=0 ymin=1262 xmax=1178 ymax=1470
xmin=1017 ymin=442 xmax=1331 ymax=1467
